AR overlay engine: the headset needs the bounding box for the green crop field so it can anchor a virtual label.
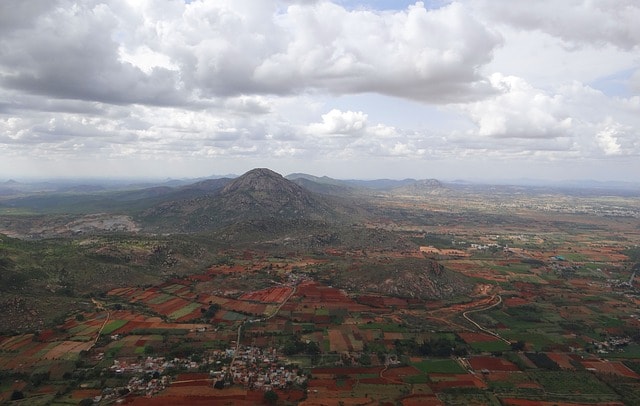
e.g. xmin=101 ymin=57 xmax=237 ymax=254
xmin=100 ymin=320 xmax=128 ymax=335
xmin=412 ymin=358 xmax=466 ymax=374
xmin=469 ymin=340 xmax=510 ymax=352
xmin=528 ymin=370 xmax=616 ymax=395
xmin=168 ymin=302 xmax=201 ymax=320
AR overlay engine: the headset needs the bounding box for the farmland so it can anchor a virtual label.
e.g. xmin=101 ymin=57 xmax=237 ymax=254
xmin=1 ymin=177 xmax=640 ymax=404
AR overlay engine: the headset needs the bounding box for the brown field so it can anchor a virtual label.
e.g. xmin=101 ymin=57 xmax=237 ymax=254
xmin=382 ymin=365 xmax=422 ymax=384
xmin=545 ymin=352 xmax=577 ymax=369
xmin=401 ymin=394 xmax=444 ymax=406
xmin=429 ymin=373 xmax=486 ymax=391
xmin=468 ymin=356 xmax=520 ymax=372
xmin=582 ymin=359 xmax=640 ymax=378
xmin=238 ymin=286 xmax=293 ymax=303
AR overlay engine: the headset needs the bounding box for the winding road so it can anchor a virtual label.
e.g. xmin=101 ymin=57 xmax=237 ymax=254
xmin=462 ymin=295 xmax=510 ymax=343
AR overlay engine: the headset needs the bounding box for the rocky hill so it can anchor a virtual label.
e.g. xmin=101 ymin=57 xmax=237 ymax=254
xmin=139 ymin=168 xmax=349 ymax=233
xmin=335 ymin=257 xmax=472 ymax=299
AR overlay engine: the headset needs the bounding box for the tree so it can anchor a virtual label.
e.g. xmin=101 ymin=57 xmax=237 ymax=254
xmin=510 ymin=340 xmax=526 ymax=351
xmin=10 ymin=390 xmax=25 ymax=400
xmin=264 ymin=389 xmax=278 ymax=404
xmin=359 ymin=353 xmax=371 ymax=366
xmin=203 ymin=303 xmax=220 ymax=319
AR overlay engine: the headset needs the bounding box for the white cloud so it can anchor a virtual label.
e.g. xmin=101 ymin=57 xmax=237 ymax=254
xmin=0 ymin=1 xmax=501 ymax=106
xmin=631 ymin=69 xmax=640 ymax=94
xmin=460 ymin=73 xmax=573 ymax=139
xmin=253 ymin=1 xmax=501 ymax=101
xmin=307 ymin=109 xmax=368 ymax=136
xmin=596 ymin=122 xmax=623 ymax=156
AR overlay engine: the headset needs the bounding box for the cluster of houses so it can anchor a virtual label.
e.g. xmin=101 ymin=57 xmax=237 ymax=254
xmin=93 ymin=373 xmax=169 ymax=403
xmin=102 ymin=344 xmax=308 ymax=398
xmin=109 ymin=356 xmax=196 ymax=375
xmin=591 ymin=336 xmax=633 ymax=354
xmin=211 ymin=346 xmax=307 ymax=391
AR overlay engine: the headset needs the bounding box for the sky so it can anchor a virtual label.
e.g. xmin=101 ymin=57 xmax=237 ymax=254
xmin=0 ymin=0 xmax=639 ymax=182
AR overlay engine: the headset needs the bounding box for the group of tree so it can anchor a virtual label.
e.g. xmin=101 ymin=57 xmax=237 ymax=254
xmin=283 ymin=335 xmax=321 ymax=363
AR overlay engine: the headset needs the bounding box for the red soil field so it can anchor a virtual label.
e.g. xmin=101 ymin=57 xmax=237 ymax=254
xmin=468 ymin=356 xmax=520 ymax=372
xmin=307 ymin=378 xmax=341 ymax=391
xmin=356 ymin=295 xmax=408 ymax=308
xmin=582 ymin=360 xmax=640 ymax=378
xmin=2 ymin=334 xmax=34 ymax=351
xmin=239 ymin=286 xmax=293 ymax=303
xmin=176 ymin=308 xmax=204 ymax=323
xmin=186 ymin=274 xmax=212 ymax=282
xmin=151 ymin=297 xmax=188 ymax=315
xmin=503 ymin=297 xmax=529 ymax=307
xmin=429 ymin=373 xmax=486 ymax=391
xmin=22 ymin=342 xmax=51 ymax=358
xmin=383 ymin=366 xmax=421 ymax=381
xmin=544 ymin=352 xmax=577 ymax=370
xmin=125 ymin=388 xmax=265 ymax=406
xmin=300 ymin=398 xmax=372 ymax=406
xmin=70 ymin=389 xmax=102 ymax=399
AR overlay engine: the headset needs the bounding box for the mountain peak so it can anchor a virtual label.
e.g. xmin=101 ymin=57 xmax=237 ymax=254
xmin=221 ymin=168 xmax=285 ymax=195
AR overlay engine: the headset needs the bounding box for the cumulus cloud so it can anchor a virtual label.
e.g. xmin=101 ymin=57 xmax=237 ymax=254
xmin=307 ymin=109 xmax=368 ymax=136
xmin=0 ymin=1 xmax=185 ymax=106
xmin=0 ymin=1 xmax=501 ymax=107
xmin=460 ymin=73 xmax=573 ymax=139
xmin=253 ymin=1 xmax=501 ymax=101
xmin=596 ymin=123 xmax=622 ymax=156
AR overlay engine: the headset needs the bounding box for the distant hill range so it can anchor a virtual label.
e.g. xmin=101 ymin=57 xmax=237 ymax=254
xmin=285 ymin=173 xmax=444 ymax=196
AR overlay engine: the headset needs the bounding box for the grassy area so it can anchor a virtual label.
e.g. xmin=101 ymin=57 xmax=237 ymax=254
xmin=412 ymin=358 xmax=466 ymax=374
xmin=147 ymin=293 xmax=174 ymax=305
xmin=403 ymin=373 xmax=429 ymax=384
xmin=606 ymin=344 xmax=640 ymax=359
xmin=350 ymin=383 xmax=409 ymax=401
xmin=100 ymin=320 xmax=128 ymax=335
xmin=469 ymin=340 xmax=510 ymax=353
xmin=168 ymin=302 xmax=201 ymax=320
xmin=359 ymin=323 xmax=407 ymax=333
xmin=527 ymin=370 xmax=616 ymax=395
xmin=162 ymin=284 xmax=187 ymax=294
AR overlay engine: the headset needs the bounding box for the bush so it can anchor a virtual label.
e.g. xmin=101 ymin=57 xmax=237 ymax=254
xmin=10 ymin=390 xmax=25 ymax=400
xmin=264 ymin=389 xmax=278 ymax=404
